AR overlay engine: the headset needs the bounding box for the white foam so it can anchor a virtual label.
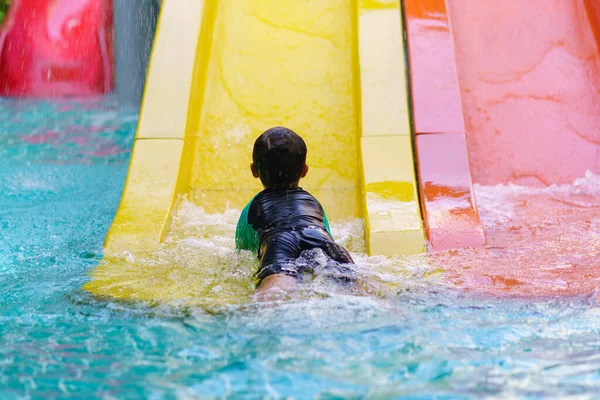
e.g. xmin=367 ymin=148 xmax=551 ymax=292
xmin=98 ymin=171 xmax=600 ymax=307
xmin=474 ymin=171 xmax=600 ymax=228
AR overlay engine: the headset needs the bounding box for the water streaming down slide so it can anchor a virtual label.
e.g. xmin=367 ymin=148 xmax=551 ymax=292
xmin=83 ymin=0 xmax=428 ymax=302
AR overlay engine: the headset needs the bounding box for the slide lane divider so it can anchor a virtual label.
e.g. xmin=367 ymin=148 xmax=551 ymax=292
xmin=403 ymin=0 xmax=485 ymax=251
xmin=356 ymin=0 xmax=426 ymax=255
xmin=103 ymin=0 xmax=206 ymax=254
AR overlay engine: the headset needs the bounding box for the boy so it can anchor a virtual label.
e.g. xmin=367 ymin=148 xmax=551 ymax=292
xmin=236 ymin=126 xmax=355 ymax=297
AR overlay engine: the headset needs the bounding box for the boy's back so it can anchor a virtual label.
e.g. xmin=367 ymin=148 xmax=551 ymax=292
xmin=247 ymin=187 xmax=329 ymax=238
xmin=236 ymin=126 xmax=355 ymax=293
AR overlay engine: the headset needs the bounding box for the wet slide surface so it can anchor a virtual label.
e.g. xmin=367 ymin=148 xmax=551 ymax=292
xmin=442 ymin=0 xmax=600 ymax=297
xmin=185 ymin=0 xmax=360 ymax=218
xmin=441 ymin=174 xmax=600 ymax=298
xmin=449 ymin=1 xmax=600 ymax=185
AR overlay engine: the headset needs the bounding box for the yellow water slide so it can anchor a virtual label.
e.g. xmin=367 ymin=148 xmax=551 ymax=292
xmin=84 ymin=0 xmax=425 ymax=300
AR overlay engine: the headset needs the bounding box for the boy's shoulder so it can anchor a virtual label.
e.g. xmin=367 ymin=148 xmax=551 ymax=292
xmin=253 ymin=187 xmax=319 ymax=202
xmin=248 ymin=187 xmax=323 ymax=214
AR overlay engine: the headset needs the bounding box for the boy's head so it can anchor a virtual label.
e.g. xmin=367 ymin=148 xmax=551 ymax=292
xmin=251 ymin=126 xmax=308 ymax=189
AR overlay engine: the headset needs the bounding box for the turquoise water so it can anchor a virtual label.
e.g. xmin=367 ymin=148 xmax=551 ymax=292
xmin=2 ymin=99 xmax=600 ymax=398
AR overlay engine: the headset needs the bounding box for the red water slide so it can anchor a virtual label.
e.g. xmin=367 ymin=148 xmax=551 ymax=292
xmin=405 ymin=0 xmax=600 ymax=252
xmin=0 ymin=0 xmax=113 ymax=97
xmin=406 ymin=0 xmax=600 ymax=297
xmin=449 ymin=0 xmax=600 ymax=185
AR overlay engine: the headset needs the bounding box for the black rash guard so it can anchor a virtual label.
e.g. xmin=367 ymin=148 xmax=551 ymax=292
xmin=236 ymin=187 xmax=354 ymax=284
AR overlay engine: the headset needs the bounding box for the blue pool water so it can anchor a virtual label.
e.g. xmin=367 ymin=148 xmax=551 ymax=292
xmin=2 ymin=98 xmax=600 ymax=398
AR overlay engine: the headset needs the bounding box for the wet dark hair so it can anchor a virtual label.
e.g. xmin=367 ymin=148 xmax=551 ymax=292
xmin=252 ymin=126 xmax=307 ymax=188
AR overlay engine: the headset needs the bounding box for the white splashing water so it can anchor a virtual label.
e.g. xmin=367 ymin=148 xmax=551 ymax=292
xmin=96 ymin=171 xmax=600 ymax=308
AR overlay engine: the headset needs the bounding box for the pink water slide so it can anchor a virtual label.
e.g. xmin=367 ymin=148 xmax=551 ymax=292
xmin=405 ymin=0 xmax=600 ymax=251
xmin=0 ymin=0 xmax=113 ymax=97
xmin=406 ymin=0 xmax=600 ymax=297
xmin=451 ymin=0 xmax=600 ymax=185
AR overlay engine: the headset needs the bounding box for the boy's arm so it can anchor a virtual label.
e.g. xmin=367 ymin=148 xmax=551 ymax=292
xmin=322 ymin=208 xmax=334 ymax=239
xmin=236 ymin=200 xmax=260 ymax=252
